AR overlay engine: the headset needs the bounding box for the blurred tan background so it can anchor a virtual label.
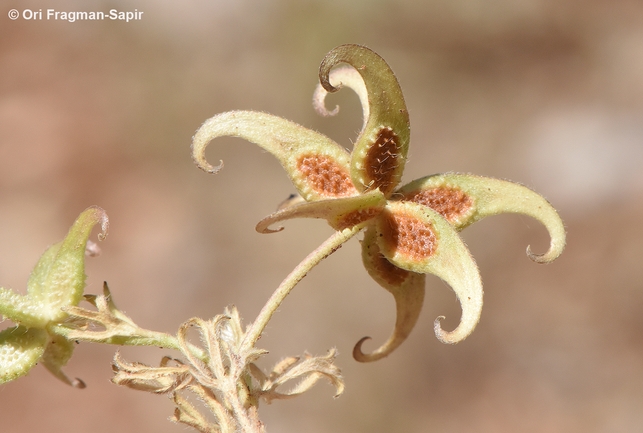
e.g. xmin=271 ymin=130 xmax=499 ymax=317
xmin=2 ymin=0 xmax=643 ymax=432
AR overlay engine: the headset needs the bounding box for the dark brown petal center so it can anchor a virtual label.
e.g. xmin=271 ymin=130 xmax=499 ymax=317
xmin=364 ymin=127 xmax=401 ymax=195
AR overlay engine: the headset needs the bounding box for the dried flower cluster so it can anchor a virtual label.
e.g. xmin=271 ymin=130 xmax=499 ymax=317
xmin=112 ymin=306 xmax=343 ymax=433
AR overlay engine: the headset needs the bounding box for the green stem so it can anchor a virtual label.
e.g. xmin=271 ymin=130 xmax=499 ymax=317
xmin=241 ymin=226 xmax=361 ymax=352
xmin=51 ymin=323 xmax=207 ymax=361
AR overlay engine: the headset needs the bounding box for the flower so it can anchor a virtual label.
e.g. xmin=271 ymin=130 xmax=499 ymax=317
xmin=191 ymin=44 xmax=565 ymax=362
xmin=0 ymin=206 xmax=108 ymax=385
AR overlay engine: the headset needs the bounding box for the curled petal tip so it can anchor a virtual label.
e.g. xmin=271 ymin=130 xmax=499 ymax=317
xmin=255 ymin=223 xmax=285 ymax=234
xmin=526 ymin=239 xmax=565 ymax=264
xmin=92 ymin=206 xmax=109 ymax=241
xmin=526 ymin=245 xmax=545 ymax=263
xmin=191 ymin=118 xmax=226 ymax=174
xmin=352 ymin=336 xmax=376 ymax=362
xmin=352 ymin=335 xmax=402 ymax=363
xmin=312 ymin=82 xmax=340 ymax=117
xmin=319 ymin=44 xmax=370 ymax=93
xmin=314 ymin=65 xmax=368 ymax=123
xmin=433 ymin=316 xmax=455 ymax=344
xmin=195 ymin=155 xmax=224 ymax=174
xmin=318 ymin=65 xmax=339 ymax=94
xmin=207 ymin=160 xmax=224 ymax=174
xmin=434 ymin=315 xmax=474 ymax=345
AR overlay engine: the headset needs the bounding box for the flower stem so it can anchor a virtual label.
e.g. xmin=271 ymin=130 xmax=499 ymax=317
xmin=241 ymin=226 xmax=362 ymax=352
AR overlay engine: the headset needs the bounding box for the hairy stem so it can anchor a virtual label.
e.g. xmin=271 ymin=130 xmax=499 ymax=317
xmin=51 ymin=321 xmax=208 ymax=361
xmin=241 ymin=225 xmax=362 ymax=352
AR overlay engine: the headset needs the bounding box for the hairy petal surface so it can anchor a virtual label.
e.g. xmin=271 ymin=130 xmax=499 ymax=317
xmin=319 ymin=45 xmax=410 ymax=195
xmin=0 ymin=326 xmax=48 ymax=384
xmin=256 ymin=189 xmax=386 ymax=233
xmin=192 ymin=110 xmax=357 ymax=201
xmin=355 ymin=226 xmax=425 ymax=362
xmin=398 ymin=173 xmax=566 ymax=263
xmin=376 ymin=201 xmax=483 ymax=344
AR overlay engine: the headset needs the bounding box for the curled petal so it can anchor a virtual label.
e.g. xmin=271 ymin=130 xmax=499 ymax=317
xmin=256 ymin=189 xmax=386 ymax=233
xmin=319 ymin=44 xmax=410 ymax=195
xmin=192 ymin=110 xmax=357 ymax=201
xmin=375 ymin=201 xmax=483 ymax=344
xmin=0 ymin=326 xmax=47 ymax=384
xmin=24 ymin=206 xmax=108 ymax=325
xmin=398 ymin=173 xmax=566 ymax=263
xmin=313 ymin=65 xmax=369 ymax=130
xmin=355 ymin=226 xmax=425 ymax=362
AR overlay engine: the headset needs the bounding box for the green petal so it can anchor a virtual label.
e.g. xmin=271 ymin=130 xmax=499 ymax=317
xmin=41 ymin=334 xmax=85 ymax=388
xmin=192 ymin=110 xmax=357 ymax=201
xmin=375 ymin=201 xmax=483 ymax=344
xmin=0 ymin=326 xmax=48 ymax=384
xmin=354 ymin=225 xmax=425 ymax=362
xmin=26 ymin=206 xmax=109 ymax=323
xmin=256 ymin=189 xmax=386 ymax=233
xmin=398 ymin=173 xmax=566 ymax=263
xmin=319 ymin=45 xmax=410 ymax=196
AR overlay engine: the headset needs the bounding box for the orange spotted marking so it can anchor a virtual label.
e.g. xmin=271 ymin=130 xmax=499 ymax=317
xmin=335 ymin=207 xmax=381 ymax=230
xmin=381 ymin=212 xmax=437 ymax=260
xmin=404 ymin=186 xmax=473 ymax=223
xmin=296 ymin=154 xmax=357 ymax=197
